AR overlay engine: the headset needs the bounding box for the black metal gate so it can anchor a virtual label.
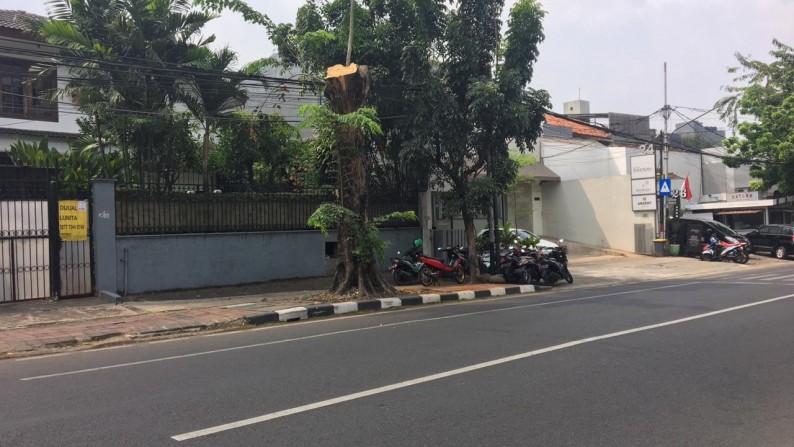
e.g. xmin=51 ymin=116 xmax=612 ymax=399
xmin=0 ymin=177 xmax=51 ymax=301
xmin=0 ymin=169 xmax=94 ymax=302
xmin=50 ymin=180 xmax=95 ymax=299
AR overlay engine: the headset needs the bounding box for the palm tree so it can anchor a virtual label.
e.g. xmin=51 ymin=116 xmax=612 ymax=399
xmin=182 ymin=47 xmax=248 ymax=192
xmin=37 ymin=0 xmax=217 ymax=184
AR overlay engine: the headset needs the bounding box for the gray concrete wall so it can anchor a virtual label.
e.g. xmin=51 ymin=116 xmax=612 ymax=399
xmin=116 ymin=227 xmax=420 ymax=294
xmin=92 ymin=180 xmax=117 ymax=294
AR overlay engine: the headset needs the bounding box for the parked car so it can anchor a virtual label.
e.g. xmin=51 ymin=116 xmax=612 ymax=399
xmin=477 ymin=228 xmax=559 ymax=249
xmin=673 ymin=217 xmax=751 ymax=257
xmin=745 ymin=224 xmax=794 ymax=259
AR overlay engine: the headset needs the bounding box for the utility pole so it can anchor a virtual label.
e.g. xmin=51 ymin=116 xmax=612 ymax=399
xmin=661 ymin=62 xmax=670 ymax=239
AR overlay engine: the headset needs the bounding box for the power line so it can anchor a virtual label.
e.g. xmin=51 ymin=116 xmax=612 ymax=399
xmin=0 ymin=40 xmax=310 ymax=88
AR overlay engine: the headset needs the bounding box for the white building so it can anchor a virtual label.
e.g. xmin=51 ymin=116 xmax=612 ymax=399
xmin=0 ymin=10 xmax=83 ymax=163
xmin=529 ymin=107 xmax=786 ymax=254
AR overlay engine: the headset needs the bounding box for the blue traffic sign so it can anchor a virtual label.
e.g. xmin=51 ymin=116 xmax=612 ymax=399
xmin=658 ymin=178 xmax=672 ymax=196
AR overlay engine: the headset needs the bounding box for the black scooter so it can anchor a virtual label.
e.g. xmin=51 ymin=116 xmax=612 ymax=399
xmin=545 ymin=243 xmax=573 ymax=284
xmin=388 ymin=250 xmax=423 ymax=285
xmin=534 ymin=242 xmax=572 ymax=286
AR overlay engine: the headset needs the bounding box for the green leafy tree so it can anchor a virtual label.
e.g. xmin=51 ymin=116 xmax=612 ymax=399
xmin=214 ymin=110 xmax=304 ymax=189
xmin=197 ymin=0 xmax=443 ymax=195
xmin=300 ymin=100 xmax=415 ymax=296
xmin=271 ymin=0 xmax=445 ymax=194
xmin=37 ymin=0 xmax=216 ymax=184
xmin=407 ymin=0 xmax=549 ymax=278
xmin=197 ymin=0 xmax=548 ymax=284
xmin=718 ymin=39 xmax=794 ymax=193
xmin=181 ymin=47 xmax=249 ymax=192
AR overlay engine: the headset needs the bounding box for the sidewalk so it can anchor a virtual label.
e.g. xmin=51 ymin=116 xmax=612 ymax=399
xmin=0 ymin=253 xmax=781 ymax=359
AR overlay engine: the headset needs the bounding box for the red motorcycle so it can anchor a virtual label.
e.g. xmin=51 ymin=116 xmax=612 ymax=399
xmin=418 ymin=247 xmax=466 ymax=286
xmin=701 ymin=237 xmax=749 ymax=264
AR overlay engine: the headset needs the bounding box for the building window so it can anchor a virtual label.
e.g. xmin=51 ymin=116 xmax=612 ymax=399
xmin=0 ymin=57 xmax=57 ymax=121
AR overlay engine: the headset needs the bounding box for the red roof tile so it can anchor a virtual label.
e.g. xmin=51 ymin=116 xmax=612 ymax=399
xmin=544 ymin=113 xmax=610 ymax=139
xmin=0 ymin=9 xmax=43 ymax=32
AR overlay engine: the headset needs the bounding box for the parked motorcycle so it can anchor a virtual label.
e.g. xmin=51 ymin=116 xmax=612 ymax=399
xmin=496 ymin=247 xmax=541 ymax=284
xmin=458 ymin=247 xmax=485 ymax=276
xmin=499 ymin=249 xmax=528 ymax=284
xmin=700 ymin=237 xmax=749 ymax=264
xmin=388 ymin=250 xmax=423 ymax=285
xmin=418 ymin=247 xmax=466 ymax=286
xmin=546 ymin=241 xmax=573 ymax=284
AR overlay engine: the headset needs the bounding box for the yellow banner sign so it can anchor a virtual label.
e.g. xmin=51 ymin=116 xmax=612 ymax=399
xmin=59 ymin=200 xmax=88 ymax=241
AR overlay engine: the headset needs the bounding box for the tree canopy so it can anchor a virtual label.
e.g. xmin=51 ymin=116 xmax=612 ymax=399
xmin=266 ymin=0 xmax=549 ymax=274
xmin=28 ymin=0 xmax=304 ymax=191
xmin=719 ymin=39 xmax=794 ymax=194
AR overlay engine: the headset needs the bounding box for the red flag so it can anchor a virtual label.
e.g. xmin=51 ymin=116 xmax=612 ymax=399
xmin=683 ymin=175 xmax=693 ymax=201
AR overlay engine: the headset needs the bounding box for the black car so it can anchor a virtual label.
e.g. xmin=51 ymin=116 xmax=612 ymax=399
xmin=673 ymin=217 xmax=751 ymax=257
xmin=745 ymin=224 xmax=794 ymax=259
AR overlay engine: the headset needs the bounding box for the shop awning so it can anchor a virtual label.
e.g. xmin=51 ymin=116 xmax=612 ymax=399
xmin=714 ymin=209 xmax=762 ymax=215
xmin=517 ymin=163 xmax=561 ymax=182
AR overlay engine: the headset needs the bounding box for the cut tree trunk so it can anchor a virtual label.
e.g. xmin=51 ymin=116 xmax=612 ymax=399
xmin=324 ymin=63 xmax=395 ymax=297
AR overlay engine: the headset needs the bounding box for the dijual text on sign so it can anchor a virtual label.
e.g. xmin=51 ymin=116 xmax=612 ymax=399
xmin=59 ymin=200 xmax=88 ymax=241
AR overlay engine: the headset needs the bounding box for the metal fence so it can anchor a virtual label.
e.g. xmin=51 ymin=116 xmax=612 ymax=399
xmin=53 ymin=181 xmax=94 ymax=299
xmin=0 ymin=179 xmax=51 ymax=301
xmin=0 ymin=172 xmax=94 ymax=302
xmin=115 ymin=184 xmax=420 ymax=235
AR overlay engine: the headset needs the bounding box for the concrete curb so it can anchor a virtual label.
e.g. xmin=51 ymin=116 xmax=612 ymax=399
xmin=242 ymin=285 xmax=536 ymax=326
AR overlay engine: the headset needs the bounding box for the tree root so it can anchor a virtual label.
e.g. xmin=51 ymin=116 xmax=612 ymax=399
xmin=329 ymin=261 xmax=396 ymax=298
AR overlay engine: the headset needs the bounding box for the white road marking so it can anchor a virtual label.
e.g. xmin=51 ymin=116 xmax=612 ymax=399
xmin=757 ymin=274 xmax=794 ymax=281
xmin=717 ymin=281 xmax=794 ymax=286
xmin=19 ymin=282 xmax=698 ymax=381
xmin=746 ymin=272 xmax=787 ymax=280
xmin=172 ymin=292 xmax=794 ymax=441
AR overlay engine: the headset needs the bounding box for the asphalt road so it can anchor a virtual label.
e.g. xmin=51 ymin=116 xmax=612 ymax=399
xmin=2 ymin=265 xmax=794 ymax=446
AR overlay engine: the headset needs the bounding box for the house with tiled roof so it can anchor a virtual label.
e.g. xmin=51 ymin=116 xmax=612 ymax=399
xmin=505 ymin=100 xmax=764 ymax=255
xmin=504 ymin=105 xmax=666 ymax=253
xmin=0 ymin=9 xmax=83 ymax=164
xmin=543 ymin=113 xmax=611 ymax=140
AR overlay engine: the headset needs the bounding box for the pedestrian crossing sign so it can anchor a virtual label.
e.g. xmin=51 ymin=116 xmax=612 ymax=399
xmin=658 ymin=179 xmax=672 ymax=196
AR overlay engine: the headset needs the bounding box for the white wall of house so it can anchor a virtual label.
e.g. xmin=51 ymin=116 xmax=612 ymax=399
xmin=541 ymin=175 xmax=655 ymax=252
xmin=0 ymin=38 xmax=84 ymax=154
xmin=541 ymin=138 xmax=639 ymax=181
xmin=0 ymin=66 xmax=83 ymax=136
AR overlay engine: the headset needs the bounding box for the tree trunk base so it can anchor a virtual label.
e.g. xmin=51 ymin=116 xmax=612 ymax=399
xmin=330 ymin=262 xmax=396 ymax=298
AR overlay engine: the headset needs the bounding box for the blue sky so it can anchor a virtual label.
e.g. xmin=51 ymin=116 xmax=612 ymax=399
xmin=8 ymin=0 xmax=794 ymax=134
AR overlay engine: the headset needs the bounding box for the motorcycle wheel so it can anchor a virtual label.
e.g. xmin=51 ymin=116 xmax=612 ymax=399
xmin=700 ymin=252 xmax=712 ymax=262
xmin=520 ymin=269 xmax=530 ymax=285
xmin=419 ymin=266 xmax=435 ymax=287
xmin=454 ymin=267 xmax=465 ymax=284
xmin=392 ymin=269 xmax=412 ymax=286
xmin=544 ymin=272 xmax=558 ymax=286
xmin=733 ymin=251 xmax=749 ymax=264
xmin=565 ymin=272 xmax=574 ymax=284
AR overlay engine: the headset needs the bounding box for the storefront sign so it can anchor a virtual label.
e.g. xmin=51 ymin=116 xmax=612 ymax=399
xmin=630 ymin=155 xmax=655 ymax=179
xmin=631 ymin=178 xmax=655 ymax=195
xmin=59 ymin=200 xmax=88 ymax=241
xmin=632 ymin=195 xmax=656 ymax=211
xmin=728 ymin=192 xmax=758 ymax=202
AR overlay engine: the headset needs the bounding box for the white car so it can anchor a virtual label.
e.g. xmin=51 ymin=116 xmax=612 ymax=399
xmin=477 ymin=228 xmax=559 ymax=249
